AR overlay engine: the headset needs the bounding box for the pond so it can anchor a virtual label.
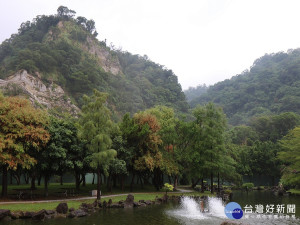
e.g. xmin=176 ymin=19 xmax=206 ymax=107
xmin=2 ymin=191 xmax=300 ymax=225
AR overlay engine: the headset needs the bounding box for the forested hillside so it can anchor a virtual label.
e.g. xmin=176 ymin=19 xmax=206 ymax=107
xmin=0 ymin=6 xmax=188 ymax=117
xmin=184 ymin=84 xmax=208 ymax=102
xmin=189 ymin=50 xmax=300 ymax=125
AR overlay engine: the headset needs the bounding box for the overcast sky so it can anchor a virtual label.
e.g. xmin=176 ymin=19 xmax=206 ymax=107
xmin=1 ymin=0 xmax=300 ymax=90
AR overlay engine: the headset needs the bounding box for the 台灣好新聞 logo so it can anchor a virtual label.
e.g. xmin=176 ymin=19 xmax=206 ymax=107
xmin=225 ymin=202 xmax=243 ymax=219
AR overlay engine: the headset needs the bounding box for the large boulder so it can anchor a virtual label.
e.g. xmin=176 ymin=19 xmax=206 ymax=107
xmin=19 ymin=211 xmax=34 ymax=219
xmin=110 ymin=203 xmax=123 ymax=208
xmin=56 ymin=203 xmax=68 ymax=214
xmin=10 ymin=211 xmax=22 ymax=220
xmin=68 ymin=209 xmax=88 ymax=218
xmin=133 ymin=202 xmax=141 ymax=207
xmin=80 ymin=203 xmax=95 ymax=213
xmin=93 ymin=200 xmax=98 ymax=208
xmin=32 ymin=210 xmax=46 ymax=220
xmin=162 ymin=194 xmax=168 ymax=203
xmin=145 ymin=200 xmax=152 ymax=205
xmin=45 ymin=210 xmax=56 ymax=215
xmin=124 ymin=194 xmax=134 ymax=208
xmin=0 ymin=210 xmax=11 ymax=220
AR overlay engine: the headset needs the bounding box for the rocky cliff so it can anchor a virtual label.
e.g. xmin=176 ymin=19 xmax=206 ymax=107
xmin=0 ymin=70 xmax=79 ymax=115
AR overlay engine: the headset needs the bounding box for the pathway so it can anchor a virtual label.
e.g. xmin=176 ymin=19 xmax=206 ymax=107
xmin=0 ymin=188 xmax=192 ymax=205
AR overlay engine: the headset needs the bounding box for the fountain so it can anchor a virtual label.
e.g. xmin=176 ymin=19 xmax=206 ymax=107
xmin=166 ymin=196 xmax=226 ymax=224
xmin=166 ymin=195 xmax=299 ymax=225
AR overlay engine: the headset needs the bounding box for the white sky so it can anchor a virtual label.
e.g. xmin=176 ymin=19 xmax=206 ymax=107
xmin=1 ymin=0 xmax=300 ymax=90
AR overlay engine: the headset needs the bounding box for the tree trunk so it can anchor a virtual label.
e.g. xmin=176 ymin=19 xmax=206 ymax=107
xmin=24 ymin=173 xmax=29 ymax=184
xmin=191 ymin=178 xmax=200 ymax=188
xmin=121 ymin=175 xmax=125 ymax=191
xmin=113 ymin=175 xmax=117 ymax=188
xmin=210 ymin=172 xmax=214 ymax=194
xmin=38 ymin=175 xmax=42 ymax=186
xmin=82 ymin=174 xmax=86 ymax=187
xmin=140 ymin=176 xmax=144 ymax=189
xmin=217 ymin=172 xmax=220 ymax=193
xmin=75 ymin=172 xmax=81 ymax=191
xmin=92 ymin=173 xmax=95 ymax=185
xmin=107 ymin=175 xmax=112 ymax=192
xmin=31 ymin=175 xmax=36 ymax=190
xmin=201 ymin=178 xmax=204 ymax=193
xmin=106 ymin=174 xmax=110 ymax=188
xmin=44 ymin=175 xmax=49 ymax=197
xmin=97 ymin=168 xmax=101 ymax=200
xmin=1 ymin=165 xmax=8 ymax=198
xmin=13 ymin=174 xmax=21 ymax=185
xmin=174 ymin=175 xmax=178 ymax=190
xmin=10 ymin=172 xmax=13 ymax=185
xmin=130 ymin=173 xmax=135 ymax=192
xmin=103 ymin=175 xmax=106 ymax=185
xmin=153 ymin=169 xmax=161 ymax=191
xmin=60 ymin=175 xmax=63 ymax=185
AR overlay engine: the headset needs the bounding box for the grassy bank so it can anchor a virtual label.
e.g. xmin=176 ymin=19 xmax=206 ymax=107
xmin=0 ymin=191 xmax=214 ymax=212
xmin=289 ymin=189 xmax=300 ymax=195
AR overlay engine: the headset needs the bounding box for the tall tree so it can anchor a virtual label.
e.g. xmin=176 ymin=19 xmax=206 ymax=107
xmin=133 ymin=112 xmax=163 ymax=190
xmin=278 ymin=127 xmax=300 ymax=187
xmin=192 ymin=103 xmax=227 ymax=193
xmin=0 ymin=94 xmax=49 ymax=197
xmin=78 ymin=90 xmax=116 ymax=199
xmin=145 ymin=106 xmax=179 ymax=178
xmin=57 ymin=6 xmax=76 ymax=19
xmin=34 ymin=117 xmax=79 ymax=196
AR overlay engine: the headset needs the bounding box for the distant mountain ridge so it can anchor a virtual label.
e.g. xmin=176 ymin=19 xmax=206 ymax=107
xmin=188 ymin=50 xmax=300 ymax=125
xmin=0 ymin=7 xmax=188 ymax=118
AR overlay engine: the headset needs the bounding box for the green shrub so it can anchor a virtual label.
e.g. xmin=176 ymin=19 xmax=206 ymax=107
xmin=163 ymin=183 xmax=174 ymax=194
xmin=224 ymin=189 xmax=232 ymax=195
xmin=242 ymin=183 xmax=254 ymax=189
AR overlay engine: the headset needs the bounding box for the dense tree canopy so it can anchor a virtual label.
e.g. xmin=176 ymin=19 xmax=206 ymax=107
xmin=78 ymin=90 xmax=117 ymax=199
xmin=0 ymin=93 xmax=49 ymax=196
xmin=278 ymin=127 xmax=300 ymax=186
xmin=189 ymin=50 xmax=300 ymax=125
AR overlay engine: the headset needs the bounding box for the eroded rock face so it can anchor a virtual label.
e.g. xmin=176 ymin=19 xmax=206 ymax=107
xmin=50 ymin=21 xmax=122 ymax=76
xmin=84 ymin=36 xmax=122 ymax=75
xmin=0 ymin=70 xmax=80 ymax=115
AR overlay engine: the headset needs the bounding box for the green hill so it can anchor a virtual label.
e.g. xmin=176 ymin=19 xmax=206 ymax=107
xmin=0 ymin=7 xmax=188 ymax=118
xmin=189 ymin=50 xmax=300 ymax=125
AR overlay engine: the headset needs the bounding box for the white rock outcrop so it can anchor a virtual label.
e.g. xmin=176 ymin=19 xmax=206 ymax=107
xmin=0 ymin=70 xmax=79 ymax=115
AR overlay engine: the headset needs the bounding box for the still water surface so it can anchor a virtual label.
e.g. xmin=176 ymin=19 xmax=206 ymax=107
xmin=2 ymin=191 xmax=300 ymax=225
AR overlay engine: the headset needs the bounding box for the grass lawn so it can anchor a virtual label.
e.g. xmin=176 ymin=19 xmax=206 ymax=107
xmin=0 ymin=185 xmax=215 ymax=212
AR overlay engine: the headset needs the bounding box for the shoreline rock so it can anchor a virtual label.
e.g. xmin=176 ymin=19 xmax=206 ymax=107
xmin=0 ymin=194 xmax=205 ymax=221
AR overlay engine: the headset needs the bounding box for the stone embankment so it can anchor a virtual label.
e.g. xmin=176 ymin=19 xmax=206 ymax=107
xmin=0 ymin=194 xmax=183 ymax=221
